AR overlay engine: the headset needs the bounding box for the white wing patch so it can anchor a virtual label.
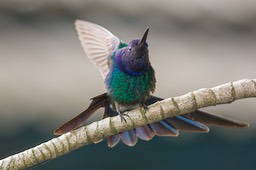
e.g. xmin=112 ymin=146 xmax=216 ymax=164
xmin=75 ymin=20 xmax=120 ymax=80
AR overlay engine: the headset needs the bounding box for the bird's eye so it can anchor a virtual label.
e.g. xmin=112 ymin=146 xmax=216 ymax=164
xmin=128 ymin=47 xmax=131 ymax=51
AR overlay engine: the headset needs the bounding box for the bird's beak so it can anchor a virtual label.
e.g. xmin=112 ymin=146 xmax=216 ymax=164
xmin=139 ymin=27 xmax=149 ymax=46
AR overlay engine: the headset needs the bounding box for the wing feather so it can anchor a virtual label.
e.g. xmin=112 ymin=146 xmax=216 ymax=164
xmin=75 ymin=20 xmax=120 ymax=80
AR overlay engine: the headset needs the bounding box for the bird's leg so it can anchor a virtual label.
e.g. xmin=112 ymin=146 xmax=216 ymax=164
xmin=138 ymin=103 xmax=149 ymax=114
xmin=114 ymin=102 xmax=129 ymax=123
xmin=142 ymin=104 xmax=149 ymax=110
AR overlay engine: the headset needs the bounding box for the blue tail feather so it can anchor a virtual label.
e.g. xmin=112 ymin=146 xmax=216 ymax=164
xmin=175 ymin=116 xmax=209 ymax=132
xmin=149 ymin=122 xmax=178 ymax=136
xmin=135 ymin=125 xmax=154 ymax=141
xmin=164 ymin=116 xmax=209 ymax=132
xmin=107 ymin=134 xmax=121 ymax=148
xmin=121 ymin=130 xmax=138 ymax=147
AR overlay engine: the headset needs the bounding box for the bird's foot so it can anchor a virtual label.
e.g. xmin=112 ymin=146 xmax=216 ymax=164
xmin=118 ymin=112 xmax=129 ymax=123
xmin=142 ymin=104 xmax=149 ymax=110
xmin=139 ymin=104 xmax=149 ymax=114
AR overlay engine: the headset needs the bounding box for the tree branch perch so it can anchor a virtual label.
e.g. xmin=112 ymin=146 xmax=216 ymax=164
xmin=0 ymin=79 xmax=255 ymax=170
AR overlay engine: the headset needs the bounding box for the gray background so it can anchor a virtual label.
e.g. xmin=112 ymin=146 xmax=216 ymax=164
xmin=0 ymin=1 xmax=255 ymax=169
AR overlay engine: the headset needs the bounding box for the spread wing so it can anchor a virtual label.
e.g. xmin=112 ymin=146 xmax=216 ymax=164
xmin=75 ymin=20 xmax=120 ymax=80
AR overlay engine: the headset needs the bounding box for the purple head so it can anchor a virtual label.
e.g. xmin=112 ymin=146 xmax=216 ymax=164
xmin=115 ymin=27 xmax=151 ymax=76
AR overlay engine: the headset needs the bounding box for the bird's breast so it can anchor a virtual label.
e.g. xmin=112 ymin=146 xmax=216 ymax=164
xmin=105 ymin=63 xmax=155 ymax=105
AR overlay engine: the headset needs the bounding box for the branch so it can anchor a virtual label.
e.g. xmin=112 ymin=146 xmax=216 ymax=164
xmin=1 ymin=79 xmax=255 ymax=170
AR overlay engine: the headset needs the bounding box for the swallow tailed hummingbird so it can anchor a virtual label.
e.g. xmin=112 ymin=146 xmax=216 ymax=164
xmin=54 ymin=20 xmax=248 ymax=147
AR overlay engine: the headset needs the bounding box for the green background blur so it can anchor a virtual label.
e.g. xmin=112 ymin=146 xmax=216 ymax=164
xmin=0 ymin=1 xmax=255 ymax=169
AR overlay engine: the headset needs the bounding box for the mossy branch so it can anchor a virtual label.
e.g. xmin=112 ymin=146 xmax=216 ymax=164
xmin=0 ymin=79 xmax=255 ymax=170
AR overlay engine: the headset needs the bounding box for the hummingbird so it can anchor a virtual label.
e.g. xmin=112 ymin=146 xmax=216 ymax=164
xmin=54 ymin=20 xmax=249 ymax=147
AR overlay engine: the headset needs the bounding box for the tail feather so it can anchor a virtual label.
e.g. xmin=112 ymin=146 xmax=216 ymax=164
xmin=149 ymin=96 xmax=249 ymax=128
xmin=164 ymin=116 xmax=209 ymax=132
xmin=93 ymin=139 xmax=103 ymax=144
xmin=121 ymin=130 xmax=138 ymax=147
xmin=150 ymin=122 xmax=179 ymax=136
xmin=54 ymin=93 xmax=108 ymax=135
xmin=184 ymin=110 xmax=249 ymax=128
xmin=107 ymin=134 xmax=121 ymax=148
xmin=135 ymin=125 xmax=155 ymax=141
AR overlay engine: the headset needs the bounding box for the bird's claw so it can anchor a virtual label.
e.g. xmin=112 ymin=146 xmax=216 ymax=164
xmin=118 ymin=112 xmax=129 ymax=123
xmin=142 ymin=104 xmax=149 ymax=111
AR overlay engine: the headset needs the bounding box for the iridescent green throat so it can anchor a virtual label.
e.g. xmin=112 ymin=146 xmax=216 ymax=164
xmin=107 ymin=63 xmax=154 ymax=104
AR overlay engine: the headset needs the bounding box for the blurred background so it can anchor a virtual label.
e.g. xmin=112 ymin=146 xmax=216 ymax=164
xmin=0 ymin=0 xmax=256 ymax=169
